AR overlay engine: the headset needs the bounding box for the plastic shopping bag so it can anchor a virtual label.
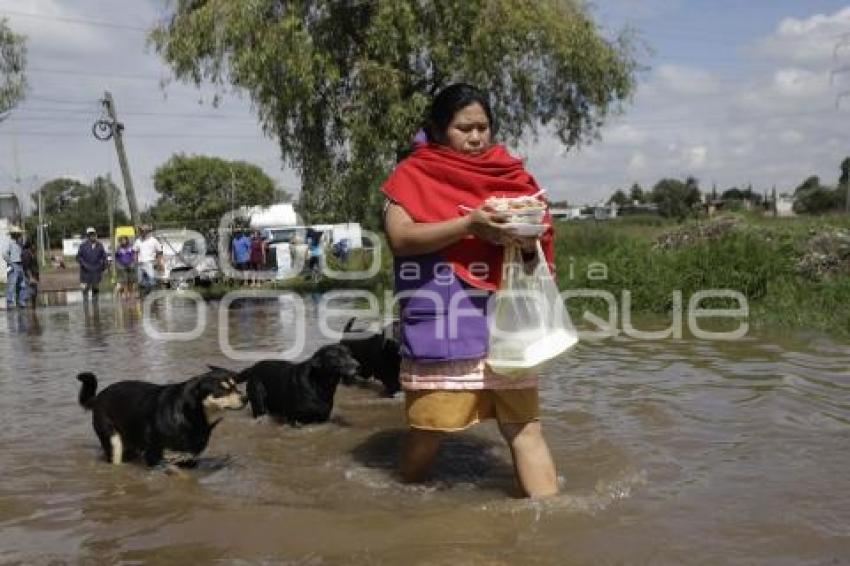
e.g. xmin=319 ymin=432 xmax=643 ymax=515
xmin=486 ymin=241 xmax=578 ymax=376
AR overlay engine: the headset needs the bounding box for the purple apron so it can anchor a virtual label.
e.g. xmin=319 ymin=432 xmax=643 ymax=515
xmin=394 ymin=253 xmax=490 ymax=362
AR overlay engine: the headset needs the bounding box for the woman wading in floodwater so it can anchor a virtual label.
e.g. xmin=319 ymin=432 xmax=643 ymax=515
xmin=382 ymin=83 xmax=558 ymax=497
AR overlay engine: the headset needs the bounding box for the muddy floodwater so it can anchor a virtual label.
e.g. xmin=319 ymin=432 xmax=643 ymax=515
xmin=0 ymin=297 xmax=848 ymax=564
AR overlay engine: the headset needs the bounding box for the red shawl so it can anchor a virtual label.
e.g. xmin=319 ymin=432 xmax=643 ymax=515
xmin=381 ymin=143 xmax=554 ymax=291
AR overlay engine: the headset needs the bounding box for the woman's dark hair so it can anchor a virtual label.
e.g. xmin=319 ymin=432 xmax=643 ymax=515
xmin=424 ymin=83 xmax=495 ymax=145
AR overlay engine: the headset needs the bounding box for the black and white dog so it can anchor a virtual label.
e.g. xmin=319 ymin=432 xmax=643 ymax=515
xmin=76 ymin=367 xmax=246 ymax=467
xmin=340 ymin=318 xmax=401 ymax=396
xmin=237 ymin=344 xmax=360 ymax=425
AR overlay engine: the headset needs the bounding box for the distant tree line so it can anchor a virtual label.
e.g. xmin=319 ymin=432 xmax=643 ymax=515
xmin=23 ymin=154 xmax=291 ymax=247
xmin=23 ymin=177 xmax=129 ymax=247
xmin=606 ymin=156 xmax=850 ymax=219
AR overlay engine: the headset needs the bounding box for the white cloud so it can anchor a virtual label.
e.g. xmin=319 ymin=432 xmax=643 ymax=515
xmin=655 ymin=64 xmax=721 ymax=96
xmin=522 ymin=5 xmax=850 ymax=204
xmin=772 ymin=68 xmax=829 ymax=98
xmin=686 ymin=145 xmax=708 ymax=169
xmin=755 ymin=6 xmax=850 ymax=65
xmin=0 ymin=0 xmax=109 ymax=54
xmin=627 ymin=151 xmax=647 ymax=172
xmin=779 ymin=129 xmax=805 ymax=145
xmin=605 ymin=123 xmax=648 ymax=145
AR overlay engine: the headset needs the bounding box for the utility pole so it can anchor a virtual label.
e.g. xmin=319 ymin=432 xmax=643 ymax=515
xmin=772 ymin=185 xmax=777 ymax=218
xmin=106 ymin=174 xmax=114 ymax=249
xmin=37 ymin=185 xmax=45 ymax=267
xmin=100 ymin=92 xmax=140 ymax=227
xmin=230 ymin=167 xmax=236 ymax=227
xmin=105 ymin=174 xmax=115 ymax=283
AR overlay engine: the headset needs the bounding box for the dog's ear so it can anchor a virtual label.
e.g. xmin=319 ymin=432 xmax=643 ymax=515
xmin=206 ymin=366 xmax=237 ymax=382
xmin=343 ymin=317 xmax=356 ymax=334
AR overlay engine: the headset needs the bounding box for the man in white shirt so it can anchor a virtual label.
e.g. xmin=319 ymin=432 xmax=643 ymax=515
xmin=3 ymin=226 xmax=26 ymax=308
xmin=132 ymin=224 xmax=163 ymax=297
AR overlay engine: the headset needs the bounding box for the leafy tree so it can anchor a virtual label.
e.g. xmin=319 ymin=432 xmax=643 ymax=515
xmin=792 ymin=174 xmax=841 ymax=215
xmin=721 ymin=186 xmax=763 ymax=204
xmin=608 ymin=189 xmax=629 ymax=206
xmin=0 ymin=18 xmax=26 ymax=118
xmin=148 ymin=154 xmax=277 ymax=224
xmin=651 ymin=178 xmax=701 ymax=220
xmin=150 ymin=1 xmax=638 ymax=224
xmin=629 ymin=182 xmax=645 ymax=204
xmin=794 ymin=175 xmax=821 ymax=196
xmin=30 ymin=176 xmax=129 ymax=246
xmin=794 ymin=187 xmax=840 ymax=214
xmin=721 ymin=187 xmax=742 ymax=200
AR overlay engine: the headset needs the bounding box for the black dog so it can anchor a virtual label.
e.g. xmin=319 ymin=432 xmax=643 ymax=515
xmin=237 ymin=344 xmax=360 ymax=425
xmin=76 ymin=366 xmax=246 ymax=467
xmin=340 ymin=318 xmax=401 ymax=396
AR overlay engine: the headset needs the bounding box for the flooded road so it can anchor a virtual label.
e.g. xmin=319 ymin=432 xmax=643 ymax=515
xmin=0 ymin=297 xmax=848 ymax=564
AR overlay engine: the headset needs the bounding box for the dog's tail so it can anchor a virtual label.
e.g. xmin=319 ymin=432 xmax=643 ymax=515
xmin=76 ymin=372 xmax=98 ymax=410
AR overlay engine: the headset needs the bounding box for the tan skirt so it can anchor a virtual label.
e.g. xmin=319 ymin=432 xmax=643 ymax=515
xmin=405 ymin=388 xmax=539 ymax=431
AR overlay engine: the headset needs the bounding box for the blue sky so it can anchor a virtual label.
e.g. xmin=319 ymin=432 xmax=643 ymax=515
xmin=597 ymin=0 xmax=846 ymax=67
xmin=0 ymin=1 xmax=849 ymax=212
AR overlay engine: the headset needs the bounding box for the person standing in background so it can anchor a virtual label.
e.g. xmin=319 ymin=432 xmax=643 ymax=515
xmin=230 ymin=228 xmax=251 ymax=285
xmin=249 ymin=230 xmax=266 ymax=287
xmin=21 ymin=241 xmax=39 ymax=308
xmin=114 ymin=236 xmax=136 ymax=300
xmin=3 ymin=226 xmax=26 ymax=309
xmin=76 ymin=227 xmax=107 ymax=303
xmin=133 ymin=224 xmax=163 ymax=297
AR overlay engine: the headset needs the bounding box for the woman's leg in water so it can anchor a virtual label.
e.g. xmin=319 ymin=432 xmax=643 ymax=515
xmin=498 ymin=421 xmax=558 ymax=497
xmin=400 ymin=428 xmax=443 ymax=482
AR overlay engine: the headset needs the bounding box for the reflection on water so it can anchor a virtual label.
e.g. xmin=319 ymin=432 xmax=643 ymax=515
xmin=0 ymin=300 xmax=848 ymax=564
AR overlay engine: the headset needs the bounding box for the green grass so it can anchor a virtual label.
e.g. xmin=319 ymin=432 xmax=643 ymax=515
xmin=554 ymin=213 xmax=850 ymax=337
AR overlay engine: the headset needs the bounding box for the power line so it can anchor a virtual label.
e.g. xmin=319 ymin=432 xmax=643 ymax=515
xmin=26 ymin=96 xmax=98 ymax=106
xmin=12 ymin=106 xmax=256 ymax=121
xmin=29 ymin=66 xmax=166 ymax=82
xmin=0 ymin=9 xmax=149 ymax=32
xmin=0 ymin=131 xmax=267 ymax=139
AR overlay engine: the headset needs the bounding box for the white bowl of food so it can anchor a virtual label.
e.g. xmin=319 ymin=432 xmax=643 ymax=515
xmin=484 ymin=195 xmax=547 ymax=224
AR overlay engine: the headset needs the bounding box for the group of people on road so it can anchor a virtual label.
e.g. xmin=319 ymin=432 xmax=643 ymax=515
xmin=2 ymin=224 xmax=164 ymax=309
xmin=76 ymin=224 xmax=163 ymax=302
xmin=228 ymin=227 xmax=355 ymax=285
xmin=229 ymin=228 xmax=268 ymax=286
